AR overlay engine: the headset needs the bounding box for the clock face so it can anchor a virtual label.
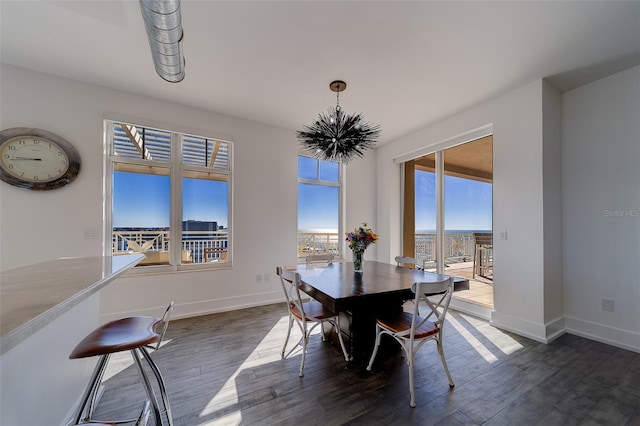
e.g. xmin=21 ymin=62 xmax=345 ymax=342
xmin=1 ymin=136 xmax=70 ymax=183
xmin=0 ymin=127 xmax=81 ymax=190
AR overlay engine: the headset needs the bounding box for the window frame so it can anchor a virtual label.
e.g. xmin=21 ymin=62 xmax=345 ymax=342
xmin=297 ymin=154 xmax=343 ymax=261
xmin=104 ymin=117 xmax=233 ymax=273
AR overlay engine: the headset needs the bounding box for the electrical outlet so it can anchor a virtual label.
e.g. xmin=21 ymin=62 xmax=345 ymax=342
xmin=602 ymin=299 xmax=614 ymax=312
xmin=499 ymin=230 xmax=508 ymax=240
xmin=256 ymin=274 xmax=262 ymax=283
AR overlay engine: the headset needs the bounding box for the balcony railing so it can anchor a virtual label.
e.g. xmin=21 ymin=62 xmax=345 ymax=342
xmin=112 ymin=230 xmax=484 ymax=267
xmin=113 ymin=230 xmax=229 ymax=264
xmin=296 ymin=231 xmax=482 ymax=265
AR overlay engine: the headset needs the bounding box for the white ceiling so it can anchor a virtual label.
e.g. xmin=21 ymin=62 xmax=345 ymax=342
xmin=2 ymin=1 xmax=639 ymax=144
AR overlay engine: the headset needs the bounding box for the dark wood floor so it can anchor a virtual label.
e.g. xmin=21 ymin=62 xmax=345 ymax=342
xmin=93 ymin=303 xmax=640 ymax=425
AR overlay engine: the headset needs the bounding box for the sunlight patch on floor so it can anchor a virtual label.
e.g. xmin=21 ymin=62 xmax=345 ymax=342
xmin=460 ymin=314 xmax=524 ymax=355
xmin=198 ymin=315 xmax=299 ymax=422
xmin=447 ymin=314 xmax=499 ymax=363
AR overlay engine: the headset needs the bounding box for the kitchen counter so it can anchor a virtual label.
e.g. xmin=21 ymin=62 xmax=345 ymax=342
xmin=0 ymin=254 xmax=144 ymax=355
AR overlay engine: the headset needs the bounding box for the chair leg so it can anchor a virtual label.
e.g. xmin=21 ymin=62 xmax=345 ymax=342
xmin=138 ymin=346 xmax=174 ymax=426
xmin=366 ymin=325 xmax=383 ymax=371
xmin=334 ymin=316 xmax=351 ymax=362
xmin=437 ymin=339 xmax=455 ymax=388
xmin=408 ymin=354 xmax=417 ymax=408
xmin=73 ymin=353 xmax=111 ymax=424
xmin=131 ymin=349 xmax=163 ymax=426
xmin=299 ymin=332 xmax=309 ymax=377
xmin=281 ymin=315 xmax=293 ymax=359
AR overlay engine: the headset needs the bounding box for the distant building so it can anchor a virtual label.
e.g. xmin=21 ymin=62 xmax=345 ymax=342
xmin=182 ymin=220 xmax=218 ymax=232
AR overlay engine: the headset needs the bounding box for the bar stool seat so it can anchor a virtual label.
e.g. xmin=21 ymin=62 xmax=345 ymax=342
xmin=70 ymin=316 xmax=161 ymax=358
xmin=69 ymin=303 xmax=174 ymax=426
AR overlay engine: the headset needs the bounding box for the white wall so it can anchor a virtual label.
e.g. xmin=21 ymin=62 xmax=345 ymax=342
xmin=377 ymin=80 xmax=550 ymax=341
xmin=0 ymin=64 xmax=378 ymax=424
xmin=542 ymin=80 xmax=564 ymax=333
xmin=376 ymin=67 xmax=640 ymax=352
xmin=562 ymin=65 xmax=640 ymax=352
xmin=1 ymin=63 xmax=377 ymax=318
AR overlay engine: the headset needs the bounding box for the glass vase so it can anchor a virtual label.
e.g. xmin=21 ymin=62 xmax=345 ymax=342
xmin=352 ymin=249 xmax=364 ymax=272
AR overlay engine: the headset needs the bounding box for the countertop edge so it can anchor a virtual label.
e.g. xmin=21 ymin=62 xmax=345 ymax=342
xmin=0 ymin=255 xmax=144 ymax=356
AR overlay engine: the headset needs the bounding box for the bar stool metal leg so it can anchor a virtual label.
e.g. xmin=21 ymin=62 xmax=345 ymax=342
xmin=73 ymin=353 xmax=111 ymax=425
xmin=131 ymin=348 xmax=163 ymax=426
xmin=138 ymin=346 xmax=174 ymax=426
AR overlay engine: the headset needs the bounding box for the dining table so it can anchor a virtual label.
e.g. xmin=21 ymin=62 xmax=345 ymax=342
xmin=284 ymin=260 xmax=452 ymax=364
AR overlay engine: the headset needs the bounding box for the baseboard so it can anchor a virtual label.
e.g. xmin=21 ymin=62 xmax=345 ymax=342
xmin=100 ymin=290 xmax=284 ymax=323
xmin=564 ymin=316 xmax=640 ymax=353
xmin=449 ymin=298 xmax=492 ymax=321
xmin=490 ymin=311 xmax=548 ymax=343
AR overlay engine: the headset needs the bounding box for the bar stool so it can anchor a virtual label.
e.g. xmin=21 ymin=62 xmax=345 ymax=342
xmin=69 ymin=303 xmax=174 ymax=426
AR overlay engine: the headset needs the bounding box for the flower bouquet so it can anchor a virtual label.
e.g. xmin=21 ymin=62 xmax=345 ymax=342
xmin=345 ymin=222 xmax=378 ymax=272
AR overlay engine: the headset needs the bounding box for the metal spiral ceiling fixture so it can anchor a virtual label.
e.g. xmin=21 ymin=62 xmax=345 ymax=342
xmin=297 ymin=80 xmax=380 ymax=163
xmin=139 ymin=0 xmax=185 ymax=83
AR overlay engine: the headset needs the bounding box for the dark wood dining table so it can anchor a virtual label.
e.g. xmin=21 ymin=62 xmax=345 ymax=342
xmin=285 ymin=260 xmax=452 ymax=364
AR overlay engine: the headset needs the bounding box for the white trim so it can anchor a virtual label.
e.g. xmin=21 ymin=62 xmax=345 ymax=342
xmin=98 ymin=291 xmax=284 ymax=324
xmin=565 ymin=316 xmax=640 ymax=353
xmin=449 ymin=299 xmax=492 ymax=321
xmin=392 ymin=124 xmax=493 ymax=164
xmin=490 ymin=310 xmax=548 ymax=343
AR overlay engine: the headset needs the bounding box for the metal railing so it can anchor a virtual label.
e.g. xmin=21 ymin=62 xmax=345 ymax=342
xmin=297 ymin=232 xmax=340 ymax=257
xmin=112 ymin=229 xmax=486 ymax=266
xmin=113 ymin=230 xmax=229 ymax=264
xmin=296 ymin=231 xmax=484 ymax=265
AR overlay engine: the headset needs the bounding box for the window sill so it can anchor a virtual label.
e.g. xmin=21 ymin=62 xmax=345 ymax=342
xmin=122 ymin=262 xmax=232 ymax=276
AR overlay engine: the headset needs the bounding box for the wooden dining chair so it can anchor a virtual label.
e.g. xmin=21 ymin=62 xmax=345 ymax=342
xmin=277 ymin=266 xmax=350 ymax=377
xmin=394 ymin=256 xmax=425 ymax=270
xmin=305 ymin=254 xmax=334 ymax=265
xmin=367 ymin=275 xmax=455 ymax=407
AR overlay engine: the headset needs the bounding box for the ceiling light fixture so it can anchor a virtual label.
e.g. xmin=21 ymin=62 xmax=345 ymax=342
xmin=139 ymin=0 xmax=185 ymax=83
xmin=297 ymin=80 xmax=380 ymax=163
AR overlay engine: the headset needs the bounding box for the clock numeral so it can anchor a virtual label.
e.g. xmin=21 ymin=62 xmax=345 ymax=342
xmin=4 ymin=154 xmax=8 ymax=159
xmin=33 ymin=140 xmax=40 ymax=145
xmin=33 ymin=176 xmax=39 ymax=181
xmin=8 ymin=146 xmax=16 ymax=151
xmin=8 ymin=164 xmax=13 ymax=169
xmin=18 ymin=140 xmax=26 ymax=145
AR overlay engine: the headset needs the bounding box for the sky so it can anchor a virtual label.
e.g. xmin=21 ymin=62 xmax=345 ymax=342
xmin=297 ymin=161 xmax=492 ymax=233
xmin=112 ymin=158 xmax=491 ymax=232
xmin=415 ymin=170 xmax=492 ymax=231
xmin=113 ymin=172 xmax=228 ymax=228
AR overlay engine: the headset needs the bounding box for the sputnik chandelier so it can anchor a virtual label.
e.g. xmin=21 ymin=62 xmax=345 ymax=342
xmin=297 ymin=80 xmax=380 ymax=163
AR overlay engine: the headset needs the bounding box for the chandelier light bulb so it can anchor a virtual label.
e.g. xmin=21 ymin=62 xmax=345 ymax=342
xmin=332 ymin=138 xmax=336 ymax=143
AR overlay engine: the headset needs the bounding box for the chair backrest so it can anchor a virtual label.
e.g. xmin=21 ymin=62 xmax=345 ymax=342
xmin=410 ymin=276 xmax=454 ymax=336
xmin=149 ymin=301 xmax=174 ymax=350
xmin=395 ymin=256 xmax=425 ymax=270
xmin=473 ymin=232 xmax=493 ymax=248
xmin=277 ymin=266 xmax=306 ymax=321
xmin=305 ymin=254 xmax=334 ymax=265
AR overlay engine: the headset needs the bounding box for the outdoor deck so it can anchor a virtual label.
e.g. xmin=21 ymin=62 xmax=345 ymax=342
xmin=440 ymin=261 xmax=493 ymax=309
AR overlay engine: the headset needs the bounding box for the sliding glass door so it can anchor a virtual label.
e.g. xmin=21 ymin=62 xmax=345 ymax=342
xmin=403 ymin=136 xmax=493 ymax=307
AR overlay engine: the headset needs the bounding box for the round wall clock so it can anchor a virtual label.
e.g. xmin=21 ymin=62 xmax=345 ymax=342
xmin=0 ymin=127 xmax=81 ymax=190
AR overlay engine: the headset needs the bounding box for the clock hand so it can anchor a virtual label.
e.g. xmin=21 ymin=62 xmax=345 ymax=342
xmin=13 ymin=157 xmax=42 ymax=161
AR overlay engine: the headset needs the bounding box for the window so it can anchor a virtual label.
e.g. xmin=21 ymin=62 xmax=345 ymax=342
xmin=107 ymin=120 xmax=232 ymax=270
xmin=297 ymin=155 xmax=341 ymax=259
